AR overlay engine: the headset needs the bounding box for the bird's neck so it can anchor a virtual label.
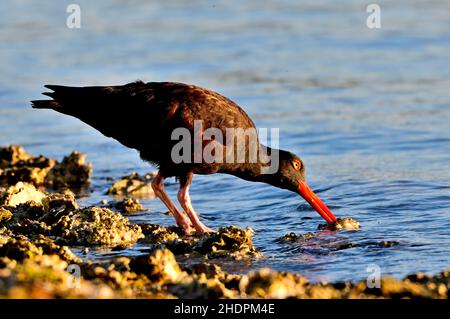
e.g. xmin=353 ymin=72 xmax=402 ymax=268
xmin=228 ymin=144 xmax=281 ymax=184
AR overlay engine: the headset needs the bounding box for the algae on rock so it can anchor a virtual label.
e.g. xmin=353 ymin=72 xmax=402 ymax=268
xmin=113 ymin=198 xmax=145 ymax=213
xmin=239 ymin=268 xmax=309 ymax=298
xmin=137 ymin=224 xmax=261 ymax=260
xmin=0 ymin=182 xmax=46 ymax=207
xmin=0 ymin=145 xmax=91 ymax=189
xmin=45 ymin=151 xmax=92 ymax=188
xmin=0 ymin=254 xmax=119 ymax=298
xmin=318 ymin=217 xmax=360 ymax=231
xmin=193 ymin=226 xmax=260 ymax=259
xmin=107 ymin=172 xmax=156 ymax=197
xmin=54 ymin=207 xmax=144 ymax=246
xmin=2 ymin=144 xmax=449 ymax=299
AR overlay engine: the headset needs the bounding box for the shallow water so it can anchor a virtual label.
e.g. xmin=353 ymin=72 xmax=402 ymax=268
xmin=1 ymin=0 xmax=450 ymax=283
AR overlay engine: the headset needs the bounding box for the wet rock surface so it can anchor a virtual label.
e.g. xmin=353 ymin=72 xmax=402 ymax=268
xmin=112 ymin=198 xmax=145 ymax=214
xmin=276 ymin=227 xmax=399 ymax=254
xmin=1 ymin=145 xmax=449 ymax=299
xmin=276 ymin=232 xmax=316 ymax=244
xmin=0 ymin=145 xmax=91 ymax=189
xmin=192 ymin=226 xmax=260 ymax=259
xmin=318 ymin=217 xmax=360 ymax=231
xmin=137 ymin=224 xmax=260 ymax=259
xmin=54 ymin=207 xmax=144 ymax=246
xmin=44 ymin=152 xmax=92 ymax=189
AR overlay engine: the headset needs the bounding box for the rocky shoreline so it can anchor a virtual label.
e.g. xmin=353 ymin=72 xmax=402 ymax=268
xmin=0 ymin=145 xmax=449 ymax=298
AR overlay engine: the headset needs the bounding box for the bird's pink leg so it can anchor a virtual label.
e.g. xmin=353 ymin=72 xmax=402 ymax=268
xmin=151 ymin=172 xmax=194 ymax=235
xmin=178 ymin=173 xmax=215 ymax=235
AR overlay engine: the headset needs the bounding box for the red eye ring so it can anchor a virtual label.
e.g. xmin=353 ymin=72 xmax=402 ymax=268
xmin=292 ymin=160 xmax=301 ymax=171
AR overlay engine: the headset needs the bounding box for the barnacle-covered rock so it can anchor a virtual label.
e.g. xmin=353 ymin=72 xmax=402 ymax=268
xmin=82 ymin=256 xmax=152 ymax=295
xmin=193 ymin=226 xmax=260 ymax=259
xmin=30 ymin=234 xmax=81 ymax=264
xmin=8 ymin=218 xmax=52 ymax=237
xmin=138 ymin=224 xmax=260 ymax=259
xmin=276 ymin=232 xmax=315 ymax=243
xmin=138 ymin=224 xmax=191 ymax=254
xmin=129 ymin=248 xmax=184 ymax=282
xmin=0 ymin=145 xmax=91 ymax=189
xmin=168 ymin=275 xmax=238 ymax=299
xmin=139 ymin=224 xmax=181 ymax=244
xmin=107 ymin=172 xmax=155 ymax=197
xmin=0 ymin=145 xmax=55 ymax=187
xmin=0 ymin=235 xmax=43 ymax=261
xmin=0 ymin=182 xmax=46 ymax=207
xmin=53 ymin=207 xmax=144 ymax=246
xmin=239 ymin=268 xmax=309 ymax=298
xmin=45 ymin=152 xmax=92 ymax=188
xmin=364 ymin=276 xmax=435 ymax=299
xmin=0 ymin=207 xmax=12 ymax=223
xmin=186 ymin=263 xmax=242 ymax=291
xmin=318 ymin=217 xmax=360 ymax=231
xmin=0 ymin=233 xmax=80 ymax=264
xmin=127 ymin=249 xmax=238 ymax=298
xmin=113 ymin=198 xmax=145 ymax=213
xmin=0 ymin=226 xmax=12 ymax=243
xmin=0 ymin=157 xmax=54 ymax=186
xmin=306 ymin=283 xmax=349 ymax=299
xmin=1 ymin=185 xmax=78 ymax=237
xmin=40 ymin=190 xmax=78 ymax=224
xmin=0 ymin=254 xmax=119 ymax=298
xmin=0 ymin=145 xmax=32 ymax=165
xmin=3 ymin=144 xmax=450 ymax=300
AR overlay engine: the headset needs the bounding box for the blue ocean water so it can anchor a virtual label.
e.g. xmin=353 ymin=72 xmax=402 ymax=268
xmin=1 ymin=0 xmax=450 ymax=282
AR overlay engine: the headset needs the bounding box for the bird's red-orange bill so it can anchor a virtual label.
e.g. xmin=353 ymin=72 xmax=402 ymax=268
xmin=298 ymin=181 xmax=337 ymax=224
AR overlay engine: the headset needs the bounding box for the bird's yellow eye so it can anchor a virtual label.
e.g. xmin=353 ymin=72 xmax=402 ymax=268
xmin=292 ymin=160 xmax=301 ymax=171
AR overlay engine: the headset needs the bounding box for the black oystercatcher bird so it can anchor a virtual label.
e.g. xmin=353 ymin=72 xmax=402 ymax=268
xmin=31 ymin=81 xmax=338 ymax=235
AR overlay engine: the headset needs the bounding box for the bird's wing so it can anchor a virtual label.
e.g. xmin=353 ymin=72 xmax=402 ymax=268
xmin=31 ymin=81 xmax=189 ymax=150
xmin=31 ymin=81 xmax=258 ymax=167
xmin=176 ymin=86 xmax=257 ymax=135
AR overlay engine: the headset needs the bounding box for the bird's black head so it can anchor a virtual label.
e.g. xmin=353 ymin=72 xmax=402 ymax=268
xmin=263 ymin=149 xmax=338 ymax=225
xmin=267 ymin=150 xmax=306 ymax=192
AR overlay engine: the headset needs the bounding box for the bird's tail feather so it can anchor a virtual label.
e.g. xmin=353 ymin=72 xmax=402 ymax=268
xmin=30 ymin=85 xmax=83 ymax=113
xmin=30 ymin=99 xmax=61 ymax=110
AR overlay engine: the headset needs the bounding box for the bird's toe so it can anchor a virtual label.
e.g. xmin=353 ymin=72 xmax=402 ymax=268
xmin=196 ymin=226 xmax=216 ymax=235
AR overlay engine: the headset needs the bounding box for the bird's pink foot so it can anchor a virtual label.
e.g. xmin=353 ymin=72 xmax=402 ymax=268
xmin=193 ymin=224 xmax=216 ymax=235
xmin=182 ymin=226 xmax=195 ymax=236
xmin=175 ymin=217 xmax=195 ymax=236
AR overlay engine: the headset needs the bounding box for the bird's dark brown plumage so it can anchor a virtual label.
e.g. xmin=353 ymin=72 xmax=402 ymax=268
xmin=32 ymin=81 xmax=259 ymax=178
xmin=32 ymin=81 xmax=338 ymax=235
